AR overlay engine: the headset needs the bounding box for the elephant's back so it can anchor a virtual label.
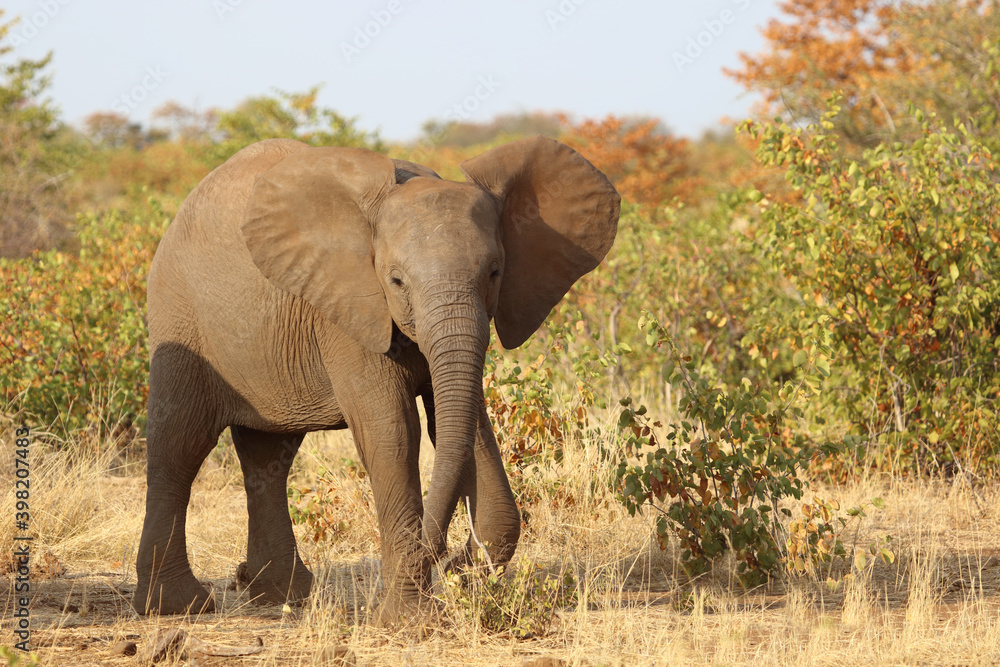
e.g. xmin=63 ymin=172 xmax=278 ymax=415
xmin=148 ymin=139 xmax=310 ymax=336
xmin=156 ymin=139 xmax=310 ymax=266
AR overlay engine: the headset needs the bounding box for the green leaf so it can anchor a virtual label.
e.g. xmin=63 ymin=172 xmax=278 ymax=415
xmin=792 ymin=350 xmax=808 ymax=367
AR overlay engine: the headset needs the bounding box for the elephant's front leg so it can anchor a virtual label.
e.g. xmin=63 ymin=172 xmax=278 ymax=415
xmin=347 ymin=397 xmax=429 ymax=627
xmin=450 ymin=401 xmax=521 ymax=571
xmin=232 ymin=426 xmax=312 ymax=605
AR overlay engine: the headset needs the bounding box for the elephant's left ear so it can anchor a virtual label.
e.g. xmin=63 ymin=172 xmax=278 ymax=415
xmin=460 ymin=136 xmax=620 ymax=349
xmin=242 ymin=147 xmax=396 ymax=354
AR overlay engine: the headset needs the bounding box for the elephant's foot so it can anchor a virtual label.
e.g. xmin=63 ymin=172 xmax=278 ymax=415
xmin=133 ymin=573 xmax=216 ymax=615
xmin=372 ymin=591 xmax=440 ymax=630
xmin=240 ymin=560 xmax=313 ymax=605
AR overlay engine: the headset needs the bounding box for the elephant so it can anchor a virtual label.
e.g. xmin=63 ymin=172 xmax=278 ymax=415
xmin=133 ymin=135 xmax=620 ymax=626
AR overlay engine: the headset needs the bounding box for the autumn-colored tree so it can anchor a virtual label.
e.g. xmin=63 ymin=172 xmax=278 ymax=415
xmin=728 ymin=0 xmax=1000 ymax=149
xmin=727 ymin=0 xmax=905 ymax=139
xmin=79 ymin=108 xmax=212 ymax=205
xmin=83 ymin=111 xmax=145 ymax=150
xmin=558 ymin=115 xmax=695 ymax=211
xmin=150 ymin=101 xmax=218 ymax=144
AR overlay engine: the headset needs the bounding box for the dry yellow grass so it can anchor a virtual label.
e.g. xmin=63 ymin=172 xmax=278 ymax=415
xmin=1 ymin=421 xmax=999 ymax=666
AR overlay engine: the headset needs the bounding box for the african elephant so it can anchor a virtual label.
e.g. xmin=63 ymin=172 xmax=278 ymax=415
xmin=133 ymin=135 xmax=620 ymax=626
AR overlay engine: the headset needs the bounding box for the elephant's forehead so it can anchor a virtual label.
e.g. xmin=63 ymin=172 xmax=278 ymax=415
xmin=383 ymin=178 xmax=497 ymax=225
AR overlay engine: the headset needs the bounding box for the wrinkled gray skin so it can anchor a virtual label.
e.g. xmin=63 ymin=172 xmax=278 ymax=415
xmin=134 ymin=136 xmax=620 ymax=626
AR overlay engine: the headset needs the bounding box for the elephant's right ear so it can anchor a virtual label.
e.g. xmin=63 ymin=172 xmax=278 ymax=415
xmin=242 ymin=147 xmax=395 ymax=354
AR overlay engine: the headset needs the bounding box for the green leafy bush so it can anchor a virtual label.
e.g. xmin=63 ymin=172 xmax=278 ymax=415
xmin=443 ymin=556 xmax=576 ymax=638
xmin=743 ymin=100 xmax=1000 ymax=474
xmin=551 ymin=195 xmax=789 ymax=399
xmin=614 ymin=313 xmax=838 ymax=586
xmin=0 ymin=647 xmax=41 ymax=667
xmin=0 ymin=199 xmax=165 ymax=437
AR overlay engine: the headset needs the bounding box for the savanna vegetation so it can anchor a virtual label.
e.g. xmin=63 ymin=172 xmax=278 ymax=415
xmin=2 ymin=1 xmax=999 ymax=664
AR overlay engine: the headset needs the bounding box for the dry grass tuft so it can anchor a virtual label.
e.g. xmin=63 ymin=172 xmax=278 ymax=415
xmin=1 ymin=422 xmax=999 ymax=665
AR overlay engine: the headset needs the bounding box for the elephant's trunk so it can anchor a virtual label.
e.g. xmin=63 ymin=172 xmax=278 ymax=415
xmin=418 ymin=294 xmax=490 ymax=560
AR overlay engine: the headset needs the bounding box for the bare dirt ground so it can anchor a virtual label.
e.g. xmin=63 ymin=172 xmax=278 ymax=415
xmin=2 ymin=428 xmax=1000 ymax=666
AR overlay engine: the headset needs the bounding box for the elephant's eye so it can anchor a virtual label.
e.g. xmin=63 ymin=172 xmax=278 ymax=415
xmin=489 ymin=266 xmax=501 ymax=281
xmin=389 ymin=273 xmax=405 ymax=288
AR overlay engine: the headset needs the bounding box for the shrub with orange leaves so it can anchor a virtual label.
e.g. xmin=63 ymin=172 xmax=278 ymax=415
xmin=558 ymin=115 xmax=696 ymax=211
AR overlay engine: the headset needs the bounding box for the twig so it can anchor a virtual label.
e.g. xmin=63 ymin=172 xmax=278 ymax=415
xmin=945 ymin=440 xmax=984 ymax=513
xmin=466 ymin=495 xmax=496 ymax=576
xmin=143 ymin=628 xmax=263 ymax=663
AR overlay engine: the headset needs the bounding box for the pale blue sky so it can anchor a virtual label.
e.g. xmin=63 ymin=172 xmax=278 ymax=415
xmin=4 ymin=0 xmax=781 ymax=140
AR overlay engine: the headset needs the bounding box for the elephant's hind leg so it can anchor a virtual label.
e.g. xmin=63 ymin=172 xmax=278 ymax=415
xmin=232 ymin=426 xmax=312 ymax=605
xmin=134 ymin=345 xmax=221 ymax=615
